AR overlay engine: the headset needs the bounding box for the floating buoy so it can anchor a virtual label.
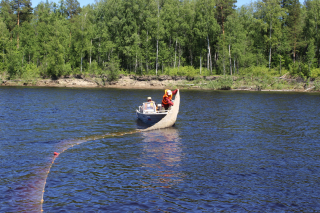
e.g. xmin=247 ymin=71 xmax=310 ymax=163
xmin=54 ymin=152 xmax=59 ymax=156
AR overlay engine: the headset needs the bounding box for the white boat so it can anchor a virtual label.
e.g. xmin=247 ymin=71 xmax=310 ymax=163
xmin=136 ymin=101 xmax=169 ymax=125
xmin=136 ymin=90 xmax=180 ymax=130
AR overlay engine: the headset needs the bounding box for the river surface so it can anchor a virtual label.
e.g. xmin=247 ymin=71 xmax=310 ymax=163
xmin=0 ymin=87 xmax=320 ymax=212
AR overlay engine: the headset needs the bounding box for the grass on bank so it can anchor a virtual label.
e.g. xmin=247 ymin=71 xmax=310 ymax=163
xmin=2 ymin=64 xmax=320 ymax=91
xmin=167 ymin=66 xmax=317 ymax=91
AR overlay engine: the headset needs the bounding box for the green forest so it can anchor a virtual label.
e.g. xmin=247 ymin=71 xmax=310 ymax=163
xmin=0 ymin=0 xmax=320 ymax=81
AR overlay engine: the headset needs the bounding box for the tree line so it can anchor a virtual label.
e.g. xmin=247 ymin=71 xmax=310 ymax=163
xmin=0 ymin=0 xmax=319 ymax=79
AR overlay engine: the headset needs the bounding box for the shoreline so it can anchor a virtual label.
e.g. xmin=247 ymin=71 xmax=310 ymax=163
xmin=0 ymin=75 xmax=318 ymax=93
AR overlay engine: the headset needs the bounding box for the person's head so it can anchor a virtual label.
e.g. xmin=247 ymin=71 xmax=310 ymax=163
xmin=147 ymin=97 xmax=152 ymax=102
xmin=167 ymin=90 xmax=172 ymax=96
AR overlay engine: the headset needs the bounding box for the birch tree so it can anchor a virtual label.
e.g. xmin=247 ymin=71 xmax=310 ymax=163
xmin=257 ymin=0 xmax=286 ymax=69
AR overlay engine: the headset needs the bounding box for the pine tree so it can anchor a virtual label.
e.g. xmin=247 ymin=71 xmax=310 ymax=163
xmin=0 ymin=18 xmax=9 ymax=71
xmin=283 ymin=0 xmax=303 ymax=64
xmin=11 ymin=0 xmax=33 ymax=48
xmin=215 ymin=0 xmax=237 ymax=35
xmin=0 ymin=0 xmax=15 ymax=32
xmin=304 ymin=0 xmax=320 ymax=67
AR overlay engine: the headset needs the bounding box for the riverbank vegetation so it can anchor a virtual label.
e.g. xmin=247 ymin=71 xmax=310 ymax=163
xmin=1 ymin=0 xmax=320 ymax=86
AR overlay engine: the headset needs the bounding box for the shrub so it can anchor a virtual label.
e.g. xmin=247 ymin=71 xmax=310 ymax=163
xmin=63 ymin=63 xmax=73 ymax=76
xmin=21 ymin=63 xmax=40 ymax=80
xmin=164 ymin=66 xmax=203 ymax=77
xmin=313 ymin=80 xmax=320 ymax=91
xmin=88 ymin=60 xmax=103 ymax=75
xmin=205 ymin=75 xmax=233 ymax=90
xmin=0 ymin=61 xmax=5 ymax=73
xmin=239 ymin=66 xmax=279 ymax=77
xmin=104 ymin=57 xmax=120 ymax=82
xmin=310 ymin=68 xmax=320 ymax=79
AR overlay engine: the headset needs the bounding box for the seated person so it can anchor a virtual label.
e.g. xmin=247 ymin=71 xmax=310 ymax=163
xmin=147 ymin=97 xmax=156 ymax=107
xmin=144 ymin=99 xmax=156 ymax=112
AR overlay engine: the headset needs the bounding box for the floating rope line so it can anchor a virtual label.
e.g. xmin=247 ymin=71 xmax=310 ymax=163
xmin=40 ymin=130 xmax=140 ymax=211
xmin=39 ymin=90 xmax=181 ymax=211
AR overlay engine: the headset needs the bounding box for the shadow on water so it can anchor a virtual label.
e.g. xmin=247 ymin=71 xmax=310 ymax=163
xmin=135 ymin=118 xmax=152 ymax=129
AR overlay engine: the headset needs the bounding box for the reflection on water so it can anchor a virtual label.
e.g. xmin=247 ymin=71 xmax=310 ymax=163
xmin=140 ymin=128 xmax=184 ymax=188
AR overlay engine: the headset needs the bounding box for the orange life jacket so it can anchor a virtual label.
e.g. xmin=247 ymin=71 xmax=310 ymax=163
xmin=162 ymin=89 xmax=172 ymax=105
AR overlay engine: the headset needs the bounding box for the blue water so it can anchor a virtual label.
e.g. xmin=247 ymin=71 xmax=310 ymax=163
xmin=0 ymin=87 xmax=320 ymax=212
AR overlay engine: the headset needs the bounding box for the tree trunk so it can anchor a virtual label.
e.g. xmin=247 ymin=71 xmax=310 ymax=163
xmin=178 ymin=42 xmax=181 ymax=69
xmin=200 ymin=53 xmax=202 ymax=75
xmin=174 ymin=39 xmax=177 ymax=68
xmin=293 ymin=36 xmax=296 ymax=64
xmin=135 ymin=52 xmax=137 ymax=74
xmin=319 ymin=48 xmax=320 ymax=68
xmin=214 ymin=51 xmax=217 ymax=71
xmin=207 ymin=36 xmax=210 ymax=71
xmin=169 ymin=37 xmax=173 ymax=67
xmin=280 ymin=55 xmax=281 ymax=76
xmin=17 ymin=12 xmax=20 ymax=49
xmin=223 ymin=48 xmax=226 ymax=76
xmin=98 ymin=38 xmax=101 ymax=64
xmin=221 ymin=6 xmax=225 ymax=35
xmin=81 ymin=53 xmax=83 ymax=72
xmin=146 ymin=30 xmax=149 ymax=74
xmin=90 ymin=39 xmax=92 ymax=66
xmin=269 ymin=19 xmax=272 ymax=69
xmin=156 ymin=39 xmax=159 ymax=75
xmin=237 ymin=58 xmax=239 ymax=74
xmin=210 ymin=51 xmax=213 ymax=75
xmin=229 ymin=44 xmax=232 ymax=75
xmin=140 ymin=56 xmax=143 ymax=74
xmin=156 ymin=0 xmax=160 ymax=75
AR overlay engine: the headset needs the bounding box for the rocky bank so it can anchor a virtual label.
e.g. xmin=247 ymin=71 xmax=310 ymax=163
xmin=0 ymin=74 xmax=202 ymax=89
xmin=0 ymin=74 xmax=318 ymax=92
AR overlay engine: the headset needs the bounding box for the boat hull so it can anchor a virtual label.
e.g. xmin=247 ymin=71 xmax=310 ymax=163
xmin=136 ymin=111 xmax=167 ymax=125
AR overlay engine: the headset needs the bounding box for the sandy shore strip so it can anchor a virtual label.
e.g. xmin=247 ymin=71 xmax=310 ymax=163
xmin=0 ymin=75 xmax=317 ymax=92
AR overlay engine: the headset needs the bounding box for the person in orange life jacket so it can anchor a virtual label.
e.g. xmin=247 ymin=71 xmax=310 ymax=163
xmin=162 ymin=89 xmax=178 ymax=110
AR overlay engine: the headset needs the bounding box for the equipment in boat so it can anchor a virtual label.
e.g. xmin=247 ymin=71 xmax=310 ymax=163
xmin=137 ymin=90 xmax=180 ymax=131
